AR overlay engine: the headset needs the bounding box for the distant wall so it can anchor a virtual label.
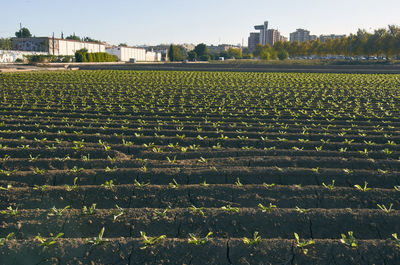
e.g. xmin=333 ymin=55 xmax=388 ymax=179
xmin=0 ymin=50 xmax=48 ymax=63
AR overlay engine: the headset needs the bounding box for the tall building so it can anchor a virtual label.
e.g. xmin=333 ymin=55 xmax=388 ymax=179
xmin=254 ymin=21 xmax=269 ymax=45
xmin=248 ymin=32 xmax=260 ymax=51
xmin=280 ymin=35 xmax=288 ymax=42
xmin=266 ymin=29 xmax=282 ymax=46
xmin=290 ymin=29 xmax=311 ymax=43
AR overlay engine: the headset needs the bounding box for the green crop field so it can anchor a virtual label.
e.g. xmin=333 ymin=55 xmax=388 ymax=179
xmin=0 ymin=70 xmax=400 ymax=264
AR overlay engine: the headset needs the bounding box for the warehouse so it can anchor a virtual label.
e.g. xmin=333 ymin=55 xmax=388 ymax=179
xmin=12 ymin=37 xmax=106 ymax=56
xmin=106 ymin=46 xmax=162 ymax=62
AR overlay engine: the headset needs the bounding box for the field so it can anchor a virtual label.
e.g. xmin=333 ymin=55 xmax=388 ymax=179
xmin=0 ymin=70 xmax=400 ymax=264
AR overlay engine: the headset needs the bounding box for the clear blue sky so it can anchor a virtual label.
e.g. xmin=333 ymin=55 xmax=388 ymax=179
xmin=1 ymin=0 xmax=399 ymax=46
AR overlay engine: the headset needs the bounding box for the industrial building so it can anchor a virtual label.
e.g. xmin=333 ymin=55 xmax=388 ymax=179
xmin=11 ymin=37 xmax=106 ymax=55
xmin=105 ymin=46 xmax=161 ymax=62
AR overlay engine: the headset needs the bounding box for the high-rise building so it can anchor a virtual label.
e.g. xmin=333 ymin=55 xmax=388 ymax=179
xmin=266 ymin=29 xmax=282 ymax=46
xmin=248 ymin=32 xmax=260 ymax=51
xmin=279 ymin=35 xmax=288 ymax=42
xmin=290 ymin=29 xmax=311 ymax=43
xmin=254 ymin=21 xmax=269 ymax=45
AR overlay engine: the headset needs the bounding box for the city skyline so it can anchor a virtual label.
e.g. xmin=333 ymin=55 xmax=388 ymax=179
xmin=1 ymin=0 xmax=399 ymax=46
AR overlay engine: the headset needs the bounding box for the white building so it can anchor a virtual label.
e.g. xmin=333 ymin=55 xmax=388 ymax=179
xmin=12 ymin=37 xmax=106 ymax=56
xmin=106 ymin=46 xmax=162 ymax=62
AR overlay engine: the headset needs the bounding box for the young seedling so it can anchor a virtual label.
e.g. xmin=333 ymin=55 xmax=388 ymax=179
xmin=294 ymin=232 xmax=314 ymax=254
xmin=0 ymin=184 xmax=13 ymax=191
xmin=1 ymin=206 xmax=19 ymax=216
xmin=109 ymin=205 xmax=124 ymax=221
xmin=48 ymin=205 xmax=70 ymax=216
xmin=322 ymin=180 xmax=335 ymax=190
xmin=263 ymin=183 xmax=275 ymax=189
xmin=134 ymin=179 xmax=150 ymax=187
xmin=295 ymin=206 xmax=308 ymax=214
xmin=393 ymin=233 xmax=400 ymax=248
xmin=221 ymin=205 xmax=239 ymax=213
xmin=153 ymin=207 xmax=170 ymax=220
xmin=190 ymin=205 xmax=205 ymax=216
xmin=377 ymin=203 xmax=394 ymax=214
xmin=200 ymin=180 xmax=210 ymax=187
xmin=0 ymin=233 xmax=14 ymax=246
xmin=166 ymin=156 xmax=177 ymax=164
xmin=64 ymin=177 xmax=78 ymax=191
xmin=169 ymin=178 xmax=180 ymax=189
xmin=83 ymin=203 xmax=97 ymax=215
xmin=258 ymin=203 xmax=277 ymax=213
xmin=35 ymin=233 xmax=64 ymax=249
xmin=140 ymin=231 xmax=166 ymax=249
xmin=198 ymin=157 xmax=208 ymax=164
xmin=86 ymin=227 xmax=109 ymax=245
xmin=395 ymin=186 xmax=400 ymax=192
xmin=243 ymin=232 xmax=262 ymax=245
xmin=354 ymin=181 xmax=371 ymax=192
xmin=101 ymin=180 xmax=115 ymax=190
xmin=33 ymin=184 xmax=48 ymax=192
xmin=188 ymin=232 xmax=213 ymax=245
xmin=235 ymin=178 xmax=243 ymax=187
xmin=340 ymin=231 xmax=357 ymax=248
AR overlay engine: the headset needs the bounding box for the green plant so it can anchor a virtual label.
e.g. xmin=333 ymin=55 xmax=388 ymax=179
xmin=393 ymin=233 xmax=400 ymax=248
xmin=48 ymin=205 xmax=70 ymax=216
xmin=64 ymin=177 xmax=78 ymax=191
xmin=109 ymin=205 xmax=124 ymax=221
xmin=295 ymin=206 xmax=308 ymax=213
xmin=221 ymin=205 xmax=239 ymax=213
xmin=258 ymin=203 xmax=276 ymax=212
xmin=35 ymin=233 xmax=64 ymax=248
xmin=0 ymin=233 xmax=14 ymax=246
xmin=243 ymin=232 xmax=262 ymax=245
xmin=322 ymin=180 xmax=335 ymax=190
xmin=294 ymin=233 xmax=314 ymax=254
xmin=354 ymin=181 xmax=371 ymax=192
xmin=169 ymin=178 xmax=180 ymax=189
xmin=0 ymin=184 xmax=12 ymax=191
xmin=377 ymin=203 xmax=394 ymax=214
xmin=140 ymin=231 xmax=166 ymax=249
xmin=83 ymin=203 xmax=97 ymax=215
xmin=134 ymin=179 xmax=150 ymax=187
xmin=190 ymin=205 xmax=205 ymax=216
xmin=188 ymin=232 xmax=213 ymax=245
xmin=340 ymin=231 xmax=357 ymax=248
xmin=235 ymin=178 xmax=243 ymax=187
xmin=153 ymin=207 xmax=170 ymax=219
xmin=101 ymin=180 xmax=115 ymax=190
xmin=86 ymin=227 xmax=109 ymax=245
xmin=263 ymin=183 xmax=275 ymax=189
xmin=1 ymin=206 xmax=19 ymax=216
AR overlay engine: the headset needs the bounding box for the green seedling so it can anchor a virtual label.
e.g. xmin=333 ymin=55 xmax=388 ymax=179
xmin=153 ymin=207 xmax=170 ymax=220
xmin=64 ymin=177 xmax=78 ymax=191
xmin=221 ymin=205 xmax=239 ymax=213
xmin=188 ymin=232 xmax=213 ymax=245
xmin=101 ymin=180 xmax=115 ymax=190
xmin=0 ymin=169 xmax=16 ymax=176
xmin=35 ymin=233 xmax=64 ymax=248
xmin=377 ymin=203 xmax=394 ymax=214
xmin=69 ymin=166 xmax=83 ymax=173
xmin=263 ymin=183 xmax=275 ymax=189
xmin=322 ymin=180 xmax=335 ymax=190
xmin=48 ymin=205 xmax=70 ymax=216
xmin=33 ymin=185 xmax=48 ymax=192
xmin=134 ymin=179 xmax=150 ymax=187
xmin=166 ymin=156 xmax=177 ymax=164
xmin=33 ymin=168 xmax=46 ymax=175
xmin=395 ymin=186 xmax=400 ymax=192
xmin=190 ymin=205 xmax=205 ymax=216
xmin=295 ymin=206 xmax=308 ymax=213
xmin=393 ymin=233 xmax=400 ymax=248
xmin=258 ymin=203 xmax=277 ymax=213
xmin=354 ymin=181 xmax=371 ymax=192
xmin=235 ymin=178 xmax=243 ymax=187
xmin=198 ymin=157 xmax=208 ymax=164
xmin=140 ymin=231 xmax=166 ymax=249
xmin=294 ymin=232 xmax=314 ymax=255
xmin=340 ymin=231 xmax=357 ymax=248
xmin=83 ymin=203 xmax=97 ymax=215
xmin=0 ymin=233 xmax=14 ymax=246
xmin=0 ymin=184 xmax=13 ymax=191
xmin=1 ymin=206 xmax=19 ymax=216
xmin=243 ymin=232 xmax=262 ymax=245
xmin=86 ymin=227 xmax=109 ymax=245
xmin=109 ymin=205 xmax=124 ymax=221
xmin=200 ymin=180 xmax=210 ymax=187
xmin=169 ymin=178 xmax=180 ymax=189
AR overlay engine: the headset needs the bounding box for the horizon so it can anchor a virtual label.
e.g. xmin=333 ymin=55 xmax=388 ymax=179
xmin=1 ymin=0 xmax=399 ymax=46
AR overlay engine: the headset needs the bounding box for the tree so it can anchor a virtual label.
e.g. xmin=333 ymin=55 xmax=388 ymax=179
xmin=227 ymin=48 xmax=242 ymax=59
xmin=187 ymin=51 xmax=197 ymax=61
xmin=194 ymin=43 xmax=210 ymax=60
xmin=83 ymin=37 xmax=101 ymax=43
xmin=168 ymin=44 xmax=184 ymax=61
xmin=66 ymin=34 xmax=80 ymax=41
xmin=15 ymin=27 xmax=31 ymax=38
xmin=119 ymin=43 xmax=128 ymax=47
xmin=277 ymin=50 xmax=289 ymax=60
xmin=0 ymin=38 xmax=11 ymax=50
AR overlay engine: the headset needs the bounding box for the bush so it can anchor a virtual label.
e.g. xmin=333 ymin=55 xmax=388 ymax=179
xmin=278 ymin=50 xmax=289 ymax=60
xmin=75 ymin=49 xmax=117 ymax=62
xmin=15 ymin=58 xmax=24 ymax=63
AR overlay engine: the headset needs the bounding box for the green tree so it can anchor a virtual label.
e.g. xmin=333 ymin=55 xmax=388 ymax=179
xmin=187 ymin=51 xmax=197 ymax=61
xmin=0 ymin=38 xmax=11 ymax=50
xmin=194 ymin=43 xmax=210 ymax=60
xmin=66 ymin=34 xmax=80 ymax=41
xmin=227 ymin=48 xmax=242 ymax=59
xmin=119 ymin=43 xmax=128 ymax=47
xmin=277 ymin=50 xmax=289 ymax=60
xmin=15 ymin=27 xmax=31 ymax=38
xmin=168 ymin=44 xmax=184 ymax=61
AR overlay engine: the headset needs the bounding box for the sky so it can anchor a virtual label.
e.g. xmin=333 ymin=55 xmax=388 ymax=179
xmin=1 ymin=0 xmax=399 ymax=46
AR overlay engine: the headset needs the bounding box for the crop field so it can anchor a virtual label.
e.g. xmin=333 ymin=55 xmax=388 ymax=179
xmin=0 ymin=70 xmax=400 ymax=264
